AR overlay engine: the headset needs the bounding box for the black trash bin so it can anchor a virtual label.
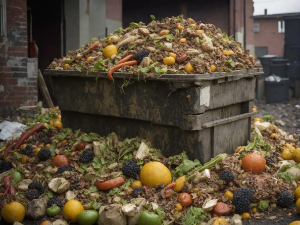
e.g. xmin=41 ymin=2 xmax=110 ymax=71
xmin=259 ymin=55 xmax=281 ymax=77
xmin=270 ymin=59 xmax=289 ymax=78
xmin=264 ymin=78 xmax=290 ymax=104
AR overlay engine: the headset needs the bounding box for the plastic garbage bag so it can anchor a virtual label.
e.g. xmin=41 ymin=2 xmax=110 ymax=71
xmin=0 ymin=121 xmax=26 ymax=141
xmin=265 ymin=74 xmax=282 ymax=82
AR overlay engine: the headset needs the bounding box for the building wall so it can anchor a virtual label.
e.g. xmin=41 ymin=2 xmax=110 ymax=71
xmin=106 ymin=0 xmax=122 ymax=35
xmin=0 ymin=0 xmax=37 ymax=117
xmin=254 ymin=18 xmax=285 ymax=56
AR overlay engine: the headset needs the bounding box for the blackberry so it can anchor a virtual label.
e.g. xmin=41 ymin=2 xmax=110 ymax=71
xmin=0 ymin=161 xmax=12 ymax=174
xmin=131 ymin=187 xmax=143 ymax=198
xmin=57 ymin=165 xmax=72 ymax=174
xmin=277 ymin=189 xmax=294 ymax=208
xmin=265 ymin=157 xmax=275 ymax=166
xmin=133 ymin=50 xmax=149 ymax=64
xmin=79 ymin=150 xmax=94 ymax=163
xmin=25 ymin=191 xmax=41 ymax=200
xmin=229 ymin=43 xmax=235 ymax=50
xmin=38 ymin=148 xmax=51 ymax=161
xmin=170 ymin=29 xmax=176 ymax=36
xmin=26 ymin=182 xmax=44 ymax=200
xmin=38 ymin=133 xmax=46 ymax=138
xmin=47 ymin=197 xmax=63 ymax=208
xmin=122 ymin=159 xmax=140 ymax=179
xmin=230 ymin=55 xmax=239 ymax=60
xmin=21 ymin=148 xmax=33 ymax=157
xmin=25 ymin=144 xmax=34 ymax=151
xmin=28 ymin=182 xmax=44 ymax=194
xmin=232 ymin=188 xmax=254 ymax=213
xmin=43 ymin=139 xmax=51 ymax=145
xmin=219 ymin=170 xmax=234 ymax=182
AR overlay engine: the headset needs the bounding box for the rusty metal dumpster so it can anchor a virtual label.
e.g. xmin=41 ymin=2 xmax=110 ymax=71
xmin=44 ymin=68 xmax=263 ymax=163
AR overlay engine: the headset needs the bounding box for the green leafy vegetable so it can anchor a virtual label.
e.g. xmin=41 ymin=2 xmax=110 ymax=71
xmin=223 ymin=67 xmax=232 ymax=72
xmin=154 ymin=66 xmax=168 ymax=74
xmin=258 ymin=200 xmax=269 ymax=211
xmin=182 ymin=206 xmax=206 ymax=225
xmin=261 ymin=115 xmax=274 ymax=122
xmin=278 ymin=171 xmax=295 ymax=182
xmin=137 ymin=62 xmax=158 ymax=74
xmin=75 ymin=65 xmax=82 ymax=72
xmin=154 ymin=206 xmax=165 ymax=220
xmin=92 ymin=60 xmax=108 ymax=72
xmin=245 ymin=135 xmax=272 ymax=153
xmin=89 ymin=37 xmax=99 ymax=44
xmin=114 ymin=27 xmax=122 ymax=34
xmin=173 ymin=159 xmax=201 ymax=177
xmin=226 ymin=58 xmax=236 ymax=67
xmin=154 ymin=34 xmax=174 ymax=41
xmin=150 ymin=15 xmax=156 ymax=21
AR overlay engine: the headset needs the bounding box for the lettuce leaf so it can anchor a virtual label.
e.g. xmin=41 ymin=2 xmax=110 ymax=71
xmin=173 ymin=159 xmax=201 ymax=177
xmin=182 ymin=206 xmax=206 ymax=225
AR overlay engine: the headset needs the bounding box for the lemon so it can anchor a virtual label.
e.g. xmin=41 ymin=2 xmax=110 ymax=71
xmin=212 ymin=218 xmax=228 ymax=225
xmin=292 ymin=148 xmax=300 ymax=163
xmin=184 ymin=63 xmax=194 ymax=73
xmin=281 ymin=148 xmax=292 ymax=160
xmin=290 ymin=221 xmax=300 ymax=225
xmin=132 ymin=180 xmax=142 ymax=189
xmin=53 ymin=120 xmax=63 ymax=129
xmin=63 ymin=199 xmax=84 ymax=223
xmin=163 ymin=57 xmax=175 ymax=66
xmin=140 ymin=161 xmax=172 ymax=188
xmin=1 ymin=201 xmax=25 ymax=223
xmin=103 ymin=45 xmax=117 ymax=58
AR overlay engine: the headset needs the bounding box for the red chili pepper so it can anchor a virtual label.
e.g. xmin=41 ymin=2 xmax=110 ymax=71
xmin=1 ymin=176 xmax=16 ymax=199
xmin=116 ymin=54 xmax=134 ymax=65
xmin=4 ymin=123 xmax=45 ymax=158
xmin=107 ymin=60 xmax=138 ymax=81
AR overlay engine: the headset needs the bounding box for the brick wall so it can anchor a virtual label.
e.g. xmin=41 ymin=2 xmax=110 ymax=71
xmin=0 ymin=0 xmax=38 ymax=118
xmin=254 ymin=18 xmax=285 ymax=56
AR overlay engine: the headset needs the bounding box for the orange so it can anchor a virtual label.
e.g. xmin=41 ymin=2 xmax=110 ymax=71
xmin=53 ymin=120 xmax=63 ymax=129
xmin=224 ymin=191 xmax=233 ymax=200
xmin=63 ymin=199 xmax=84 ymax=223
xmin=286 ymin=144 xmax=296 ymax=152
xmin=281 ymin=148 xmax=292 ymax=160
xmin=163 ymin=57 xmax=175 ymax=66
xmin=140 ymin=161 xmax=172 ymax=188
xmin=131 ymin=180 xmax=142 ymax=189
xmin=242 ymin=212 xmax=251 ymax=219
xmin=1 ymin=201 xmax=25 ymax=223
xmin=292 ymin=148 xmax=300 ymax=163
xmin=168 ymin=53 xmax=177 ymax=59
xmin=210 ymin=65 xmax=216 ymax=72
xmin=212 ymin=218 xmax=228 ymax=225
xmin=295 ymin=186 xmax=300 ymax=201
xmin=184 ymin=63 xmax=194 ymax=73
xmin=40 ymin=221 xmax=52 ymax=225
xmin=103 ymin=45 xmax=117 ymax=58
xmin=290 ymin=221 xmax=300 ymax=225
xmin=241 ymin=153 xmax=266 ymax=174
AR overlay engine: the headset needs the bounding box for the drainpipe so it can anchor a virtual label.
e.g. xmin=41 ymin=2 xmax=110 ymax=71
xmin=243 ymin=0 xmax=246 ymax=49
xmin=233 ymin=0 xmax=236 ymax=40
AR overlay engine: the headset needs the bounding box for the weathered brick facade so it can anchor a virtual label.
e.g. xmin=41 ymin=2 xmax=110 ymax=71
xmin=0 ymin=0 xmax=37 ymax=117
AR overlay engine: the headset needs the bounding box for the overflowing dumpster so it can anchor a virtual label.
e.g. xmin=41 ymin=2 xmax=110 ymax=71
xmin=44 ymin=68 xmax=262 ymax=163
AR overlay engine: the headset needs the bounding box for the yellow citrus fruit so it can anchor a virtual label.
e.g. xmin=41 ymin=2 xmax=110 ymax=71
xmin=210 ymin=65 xmax=216 ymax=72
xmin=53 ymin=120 xmax=63 ymax=129
xmin=131 ymin=180 xmax=142 ymax=189
xmin=34 ymin=148 xmax=41 ymax=155
xmin=242 ymin=212 xmax=251 ymax=219
xmin=290 ymin=221 xmax=300 ymax=225
xmin=184 ymin=63 xmax=194 ymax=73
xmin=63 ymin=64 xmax=70 ymax=69
xmin=292 ymin=148 xmax=300 ymax=163
xmin=212 ymin=218 xmax=228 ymax=225
xmin=286 ymin=144 xmax=296 ymax=152
xmin=168 ymin=52 xmax=177 ymax=59
xmin=163 ymin=57 xmax=175 ymax=66
xmin=196 ymin=30 xmax=204 ymax=34
xmin=297 ymin=198 xmax=300 ymax=214
xmin=224 ymin=191 xmax=233 ymax=200
xmin=1 ymin=201 xmax=25 ymax=223
xmin=179 ymin=38 xmax=187 ymax=44
xmin=281 ymin=149 xmax=292 ymax=160
xmin=63 ymin=199 xmax=84 ymax=223
xmin=295 ymin=186 xmax=300 ymax=201
xmin=103 ymin=45 xmax=117 ymax=58
xmin=140 ymin=161 xmax=172 ymax=188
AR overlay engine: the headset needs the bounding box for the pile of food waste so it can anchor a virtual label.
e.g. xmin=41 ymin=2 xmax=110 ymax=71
xmin=0 ymin=105 xmax=300 ymax=225
xmin=48 ymin=15 xmax=258 ymax=81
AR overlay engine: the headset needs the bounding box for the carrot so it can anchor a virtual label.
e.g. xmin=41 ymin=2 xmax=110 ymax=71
xmin=95 ymin=176 xmax=125 ymax=191
xmin=107 ymin=60 xmax=138 ymax=81
xmin=116 ymin=54 xmax=134 ymax=65
xmin=165 ymin=181 xmax=176 ymax=190
xmin=4 ymin=123 xmax=45 ymax=158
xmin=1 ymin=176 xmax=16 ymax=199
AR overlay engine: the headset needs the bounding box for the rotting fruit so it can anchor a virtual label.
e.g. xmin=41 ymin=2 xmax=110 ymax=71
xmin=77 ymin=210 xmax=99 ymax=225
xmin=52 ymin=155 xmax=70 ymax=167
xmin=212 ymin=218 xmax=228 ymax=225
xmin=1 ymin=201 xmax=26 ymax=223
xmin=63 ymin=199 xmax=84 ymax=223
xmin=140 ymin=161 xmax=172 ymax=188
xmin=241 ymin=153 xmax=266 ymax=174
xmin=137 ymin=210 xmax=161 ymax=225
xmin=178 ymin=192 xmax=193 ymax=207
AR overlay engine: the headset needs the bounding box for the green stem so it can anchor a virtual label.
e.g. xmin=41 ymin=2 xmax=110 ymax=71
xmin=191 ymin=153 xmax=227 ymax=173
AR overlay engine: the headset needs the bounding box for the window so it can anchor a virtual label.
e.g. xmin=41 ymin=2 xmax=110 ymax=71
xmin=278 ymin=20 xmax=285 ymax=33
xmin=254 ymin=23 xmax=259 ymax=33
xmin=0 ymin=0 xmax=6 ymax=37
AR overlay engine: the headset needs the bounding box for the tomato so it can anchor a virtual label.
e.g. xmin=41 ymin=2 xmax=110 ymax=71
xmin=46 ymin=205 xmax=61 ymax=217
xmin=137 ymin=210 xmax=161 ymax=225
xmin=77 ymin=210 xmax=99 ymax=225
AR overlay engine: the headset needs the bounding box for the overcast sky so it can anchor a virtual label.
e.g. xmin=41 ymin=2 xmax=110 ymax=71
xmin=253 ymin=0 xmax=300 ymax=15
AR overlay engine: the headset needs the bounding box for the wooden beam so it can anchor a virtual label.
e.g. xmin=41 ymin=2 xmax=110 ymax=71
xmin=38 ymin=69 xmax=54 ymax=108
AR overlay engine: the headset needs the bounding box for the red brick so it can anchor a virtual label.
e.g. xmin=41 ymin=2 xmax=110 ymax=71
xmin=0 ymin=101 xmax=12 ymax=107
xmin=12 ymin=86 xmax=27 ymax=92
xmin=8 ymin=79 xmax=18 ymax=85
xmin=15 ymin=46 xmax=27 ymax=52
xmin=0 ymin=62 xmax=7 ymax=66
xmin=10 ymin=52 xmax=27 ymax=57
xmin=8 ymin=46 xmax=15 ymax=51
xmin=1 ymin=74 xmax=12 ymax=78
